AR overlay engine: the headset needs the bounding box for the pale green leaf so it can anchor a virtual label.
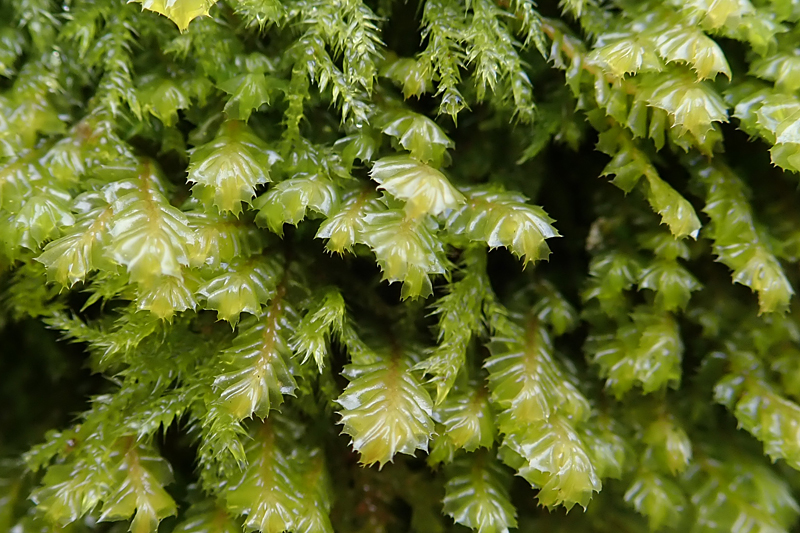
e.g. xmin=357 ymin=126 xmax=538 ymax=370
xmin=106 ymin=162 xmax=195 ymax=285
xmin=197 ymin=257 xmax=279 ymax=325
xmin=433 ymin=381 xmax=495 ymax=452
xmin=131 ymin=0 xmax=215 ymax=31
xmin=588 ymin=38 xmax=662 ymax=79
xmin=443 ymin=451 xmax=517 ymax=533
xmin=137 ymin=271 xmax=198 ymax=320
xmin=624 ymin=472 xmax=686 ymax=531
xmin=500 ymin=416 xmax=601 ymax=510
xmin=378 ymin=111 xmax=453 ymax=165
xmin=654 ymin=27 xmax=731 ymax=80
xmin=638 ymin=259 xmax=702 ymax=311
xmin=641 ymin=75 xmax=728 ymax=138
xmin=360 ymin=209 xmax=448 ymax=299
xmin=255 ymin=176 xmax=339 ymax=235
xmin=99 ymin=442 xmax=177 ymax=533
xmin=315 ymin=187 xmax=377 ymax=254
xmin=445 ymin=186 xmax=559 ymax=266
xmin=485 ymin=324 xmax=590 ymax=433
xmin=337 ymin=356 xmax=435 ymax=467
xmin=187 ymin=121 xmax=279 ymax=215
xmin=370 ymin=155 xmax=464 ymax=218
xmin=214 ymin=301 xmax=297 ymax=420
xmin=219 ymin=74 xmax=283 ymax=121
xmin=290 ymin=288 xmax=346 ymax=372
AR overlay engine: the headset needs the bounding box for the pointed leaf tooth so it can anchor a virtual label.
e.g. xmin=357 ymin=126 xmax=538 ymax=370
xmin=224 ymin=418 xmax=318 ymax=533
xmin=36 ymin=204 xmax=111 ymax=287
xmin=334 ymin=129 xmax=382 ymax=170
xmin=434 ymin=381 xmax=495 ymax=452
xmin=673 ymin=0 xmax=754 ymax=29
xmin=642 ymin=75 xmax=728 ymax=138
xmin=597 ymin=128 xmax=701 ymax=239
xmin=137 ymin=272 xmax=198 ymax=320
xmin=31 ymin=457 xmax=111 ymax=526
xmin=588 ymin=38 xmax=662 ymax=79
xmin=416 ymin=249 xmax=491 ymax=402
xmin=587 ymin=310 xmax=683 ymax=396
xmin=693 ymin=161 xmax=794 ymax=313
xmin=14 ymin=186 xmax=76 ymax=250
xmin=638 ymin=259 xmax=702 ymax=311
xmin=654 ymin=27 xmax=731 ymax=80
xmin=186 ymin=210 xmax=264 ymax=268
xmin=752 ymin=93 xmax=800 ymax=143
xmin=219 ymin=73 xmax=283 ymax=121
xmin=290 ymin=288 xmax=346 ymax=371
xmin=99 ymin=441 xmax=177 ymax=533
xmin=107 ymin=162 xmax=195 ymax=285
xmin=582 ymin=251 xmax=642 ymax=316
xmin=380 ymin=57 xmax=433 ymax=99
xmin=644 ymin=175 xmax=702 ymax=240
xmin=315 ymin=188 xmax=377 ymax=254
xmin=486 ymin=323 xmax=590 ymax=433
xmin=138 ymin=78 xmax=192 ymax=126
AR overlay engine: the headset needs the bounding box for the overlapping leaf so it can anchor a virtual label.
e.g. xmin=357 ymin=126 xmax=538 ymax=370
xmin=187 ymin=122 xmax=279 ymax=215
xmin=132 ymin=0 xmax=215 ymax=31
xmin=99 ymin=442 xmax=177 ymax=533
xmin=443 ymin=451 xmax=517 ymax=533
xmin=213 ymin=295 xmax=298 ymax=420
xmin=360 ymin=209 xmax=448 ymax=299
xmin=445 ymin=186 xmax=559 ymax=266
xmin=337 ymin=355 xmax=435 ymax=467
xmin=500 ymin=416 xmax=601 ymax=510
xmin=255 ymin=176 xmax=339 ymax=235
xmin=197 ymin=256 xmax=279 ymax=325
xmin=106 ymin=162 xmax=195 ymax=285
xmin=586 ymin=309 xmax=683 ymax=396
xmin=378 ymin=111 xmax=453 ymax=165
xmin=486 ymin=325 xmax=589 ymax=432
xmin=225 ymin=418 xmax=332 ymax=533
xmin=370 ymin=155 xmax=464 ymax=218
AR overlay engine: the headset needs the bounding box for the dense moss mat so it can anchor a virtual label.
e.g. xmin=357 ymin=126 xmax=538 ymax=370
xmin=4 ymin=0 xmax=800 ymax=531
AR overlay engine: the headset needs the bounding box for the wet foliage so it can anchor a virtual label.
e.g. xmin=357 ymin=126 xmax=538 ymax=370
xmin=4 ymin=0 xmax=800 ymax=532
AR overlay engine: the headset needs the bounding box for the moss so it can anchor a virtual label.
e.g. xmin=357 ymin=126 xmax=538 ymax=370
xmin=3 ymin=0 xmax=800 ymax=531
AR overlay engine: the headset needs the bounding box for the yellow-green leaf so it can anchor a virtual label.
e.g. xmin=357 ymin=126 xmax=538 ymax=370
xmin=131 ymin=0 xmax=216 ymax=32
xmin=370 ymin=155 xmax=464 ymax=218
